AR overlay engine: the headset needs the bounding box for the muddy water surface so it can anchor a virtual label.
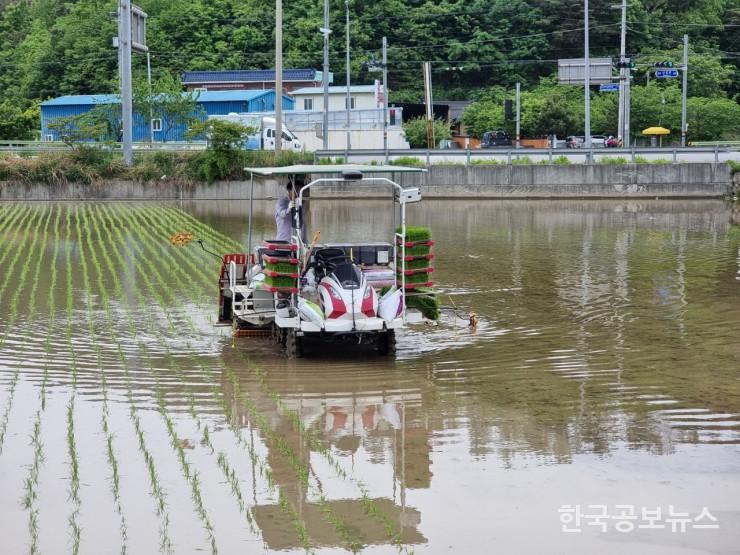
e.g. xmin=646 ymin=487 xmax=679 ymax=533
xmin=0 ymin=200 xmax=738 ymax=555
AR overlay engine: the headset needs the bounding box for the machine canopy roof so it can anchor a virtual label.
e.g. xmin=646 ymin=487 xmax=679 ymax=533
xmin=244 ymin=164 xmax=427 ymax=176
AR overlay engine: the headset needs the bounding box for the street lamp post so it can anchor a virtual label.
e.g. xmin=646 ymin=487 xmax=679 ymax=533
xmin=321 ymin=1 xmax=331 ymax=151
xmin=275 ymin=0 xmax=283 ymax=153
xmin=345 ymin=0 xmax=351 ymax=151
xmin=584 ymin=0 xmax=592 ymax=151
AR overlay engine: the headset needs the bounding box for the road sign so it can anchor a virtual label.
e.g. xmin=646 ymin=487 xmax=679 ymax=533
xmin=599 ymin=83 xmax=619 ymax=92
xmin=655 ymin=69 xmax=679 ymax=78
xmin=558 ymin=58 xmax=613 ymax=85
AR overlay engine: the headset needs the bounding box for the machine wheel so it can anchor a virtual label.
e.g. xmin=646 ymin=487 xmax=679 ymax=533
xmin=285 ymin=330 xmax=303 ymax=359
xmin=377 ymin=330 xmax=396 ymax=356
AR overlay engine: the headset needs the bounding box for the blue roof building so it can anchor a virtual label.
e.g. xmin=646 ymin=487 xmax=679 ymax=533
xmin=40 ymin=90 xmax=295 ymax=142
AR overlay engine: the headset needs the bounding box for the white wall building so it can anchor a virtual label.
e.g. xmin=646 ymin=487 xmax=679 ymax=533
xmin=246 ymin=107 xmax=409 ymax=150
xmin=291 ymin=85 xmax=380 ymax=112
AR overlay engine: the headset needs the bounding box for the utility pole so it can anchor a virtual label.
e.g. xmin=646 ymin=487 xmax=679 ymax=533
xmin=423 ymin=61 xmax=434 ymax=148
xmin=616 ymin=0 xmax=628 ymax=147
xmin=321 ymin=0 xmax=330 ymax=150
xmin=118 ymin=0 xmax=133 ymax=166
xmin=515 ymin=82 xmax=521 ymax=147
xmin=583 ymin=0 xmax=592 ymax=150
xmin=345 ymin=0 xmax=351 ymax=151
xmin=275 ymin=0 xmax=283 ymax=153
xmin=382 ymin=36 xmax=388 ymax=155
xmin=681 ymin=33 xmax=688 ymax=147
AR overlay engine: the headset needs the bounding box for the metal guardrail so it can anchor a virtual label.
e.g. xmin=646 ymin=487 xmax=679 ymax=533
xmin=0 ymin=140 xmax=208 ymax=153
xmin=691 ymin=141 xmax=740 ymax=147
xmin=314 ymin=146 xmax=739 ymax=166
xmin=2 ymin=141 xmax=737 ymax=165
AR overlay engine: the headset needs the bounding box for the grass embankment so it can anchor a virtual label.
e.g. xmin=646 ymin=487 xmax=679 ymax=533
xmin=0 ymin=148 xmax=312 ymax=186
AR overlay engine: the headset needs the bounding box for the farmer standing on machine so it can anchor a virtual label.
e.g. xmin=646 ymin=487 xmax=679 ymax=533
xmin=275 ymin=178 xmax=307 ymax=242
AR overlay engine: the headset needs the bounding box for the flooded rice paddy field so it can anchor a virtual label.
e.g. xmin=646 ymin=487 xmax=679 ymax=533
xmin=0 ymin=199 xmax=739 ymax=555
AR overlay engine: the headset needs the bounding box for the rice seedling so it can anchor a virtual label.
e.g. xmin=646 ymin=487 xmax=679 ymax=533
xmin=155 ymin=206 xmax=243 ymax=252
xmin=153 ymin=383 xmax=218 ymax=554
xmin=82 ymin=220 xmax=220 ymax=551
xmin=0 ymin=206 xmax=50 ymax=457
xmin=19 ymin=205 xmax=58 ymax=554
xmin=103 ymin=207 xmax=272 ymax=545
xmin=89 ymin=204 xmax=172 ymax=554
xmin=40 ymin=207 xmax=63 ymax=409
xmin=0 ymin=206 xmax=46 ymax=331
xmin=79 ymin=206 xmax=128 ymax=555
xmin=22 ymin=412 xmax=44 ymax=555
xmin=403 ymin=271 xmax=432 ymax=284
xmin=404 ymin=243 xmax=432 ymax=257
xmin=0 ymin=204 xmax=31 ymax=264
xmin=66 ymin=397 xmax=81 ymax=555
xmin=399 ymin=257 xmax=432 ymax=270
xmin=399 ymin=226 xmax=432 ymax=242
xmin=61 ymin=207 xmax=85 ymax=555
xmin=0 ymin=204 xmax=29 ymax=243
xmin=101 ymin=206 xmax=327 ymax=550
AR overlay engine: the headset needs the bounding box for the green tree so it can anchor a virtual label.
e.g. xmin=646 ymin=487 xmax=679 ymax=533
xmin=529 ymin=95 xmax=578 ymax=138
xmin=630 ymin=83 xmax=682 ymax=138
xmin=186 ymin=119 xmax=256 ymax=150
xmin=402 ymin=117 xmax=451 ymax=148
xmin=0 ymin=102 xmax=39 ymax=140
xmin=686 ymin=97 xmax=740 ymax=141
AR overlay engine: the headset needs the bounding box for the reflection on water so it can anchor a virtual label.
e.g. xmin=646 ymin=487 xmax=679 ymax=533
xmin=0 ymin=200 xmax=739 ymax=554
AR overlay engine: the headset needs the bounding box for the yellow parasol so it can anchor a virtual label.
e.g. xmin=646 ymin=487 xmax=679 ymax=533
xmin=641 ymin=127 xmax=670 ymax=135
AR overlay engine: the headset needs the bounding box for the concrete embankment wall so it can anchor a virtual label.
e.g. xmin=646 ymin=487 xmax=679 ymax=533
xmin=0 ymin=162 xmax=731 ymax=200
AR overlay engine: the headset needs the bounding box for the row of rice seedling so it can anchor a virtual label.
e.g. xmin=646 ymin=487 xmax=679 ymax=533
xmin=100 ymin=204 xmax=279 ymax=550
xmin=100 ymin=205 xmax=273 ymax=550
xmin=102 ymin=205 xmax=269 ymax=552
xmin=152 ymin=379 xmax=217 ymax=554
xmin=19 ymin=205 xmax=57 ymax=555
xmin=65 ymin=206 xmax=83 ymax=555
xmin=103 ymin=205 xmax=321 ymax=551
xmin=85 ymin=210 xmax=218 ymax=550
xmin=0 ymin=204 xmax=31 ymax=261
xmin=123 ymin=206 xmax=216 ymax=314
xmin=133 ymin=208 xmax=227 ymax=314
xmin=0 ymin=205 xmax=46 ymax=334
xmin=0 ymin=204 xmax=29 ymax=248
xmin=22 ymin=414 xmax=44 ymax=555
xmin=159 ymin=206 xmax=244 ymax=252
xmin=87 ymin=204 xmax=173 ymax=554
xmin=66 ymin=397 xmax=81 ymax=555
xmin=147 ymin=208 xmax=416 ymax=552
xmin=0 ymin=206 xmax=50 ymax=458
xmin=77 ymin=205 xmax=129 ymax=555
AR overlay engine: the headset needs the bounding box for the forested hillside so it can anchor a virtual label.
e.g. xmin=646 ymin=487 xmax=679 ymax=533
xmin=0 ymin=0 xmax=738 ymax=139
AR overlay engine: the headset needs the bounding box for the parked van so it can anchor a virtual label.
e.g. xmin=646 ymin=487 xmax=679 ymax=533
xmin=208 ymin=113 xmax=303 ymax=152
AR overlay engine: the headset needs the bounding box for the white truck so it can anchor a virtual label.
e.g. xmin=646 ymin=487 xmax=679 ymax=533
xmin=208 ymin=113 xmax=303 ymax=152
